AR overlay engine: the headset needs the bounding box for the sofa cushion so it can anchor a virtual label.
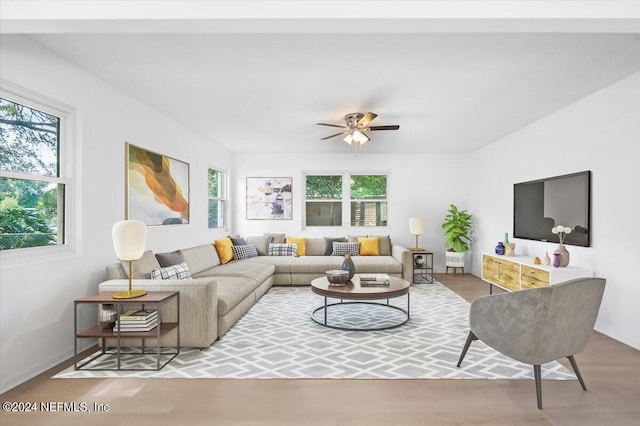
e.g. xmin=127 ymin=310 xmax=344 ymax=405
xmin=150 ymin=262 xmax=192 ymax=280
xmin=242 ymin=256 xmax=297 ymax=274
xmin=332 ymin=242 xmax=360 ymax=256
xmin=323 ymin=237 xmax=346 ymax=255
xmin=286 ymin=236 xmax=306 ymax=256
xmin=179 ymin=244 xmax=221 ymax=275
xmin=215 ymin=276 xmax=260 ymax=316
xmin=352 ymin=256 xmax=403 ymax=274
xmin=215 ymin=238 xmax=234 ymax=264
xmin=247 ymin=235 xmax=272 ymax=255
xmin=155 ymin=250 xmax=185 ymax=267
xmin=232 ymin=244 xmax=258 ymax=261
xmin=195 ymin=261 xmax=275 ymax=285
xmin=370 ymin=234 xmax=391 ymax=256
xmin=358 ymin=237 xmax=380 ymax=256
xmin=123 ymin=250 xmax=161 ymax=279
xmin=268 ymin=243 xmax=298 ymax=257
xmin=290 ymin=256 xmax=343 ymax=273
xmin=263 ymin=233 xmax=286 ymax=244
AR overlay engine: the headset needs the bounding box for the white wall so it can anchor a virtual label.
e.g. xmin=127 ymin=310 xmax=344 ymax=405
xmin=231 ymin=152 xmax=470 ymax=267
xmin=0 ymin=36 xmax=232 ymax=392
xmin=467 ymin=71 xmax=640 ymax=349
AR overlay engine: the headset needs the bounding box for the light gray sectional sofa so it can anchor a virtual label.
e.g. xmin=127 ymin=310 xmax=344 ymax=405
xmin=99 ymin=236 xmax=412 ymax=348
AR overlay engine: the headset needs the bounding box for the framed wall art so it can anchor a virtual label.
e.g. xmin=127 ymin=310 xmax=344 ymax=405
xmin=126 ymin=142 xmax=190 ymax=226
xmin=246 ymin=177 xmax=292 ymax=220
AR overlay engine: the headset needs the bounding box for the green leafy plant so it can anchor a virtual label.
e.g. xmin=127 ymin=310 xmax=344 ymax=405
xmin=442 ymin=204 xmax=473 ymax=252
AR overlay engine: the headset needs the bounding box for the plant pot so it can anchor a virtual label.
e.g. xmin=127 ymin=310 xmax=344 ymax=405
xmin=445 ymin=251 xmax=466 ymax=267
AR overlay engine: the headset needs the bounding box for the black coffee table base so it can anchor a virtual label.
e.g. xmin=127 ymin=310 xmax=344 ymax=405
xmin=311 ymin=295 xmax=410 ymax=331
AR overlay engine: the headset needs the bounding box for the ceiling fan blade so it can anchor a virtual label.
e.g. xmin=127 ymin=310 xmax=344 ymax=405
xmin=369 ymin=125 xmax=400 ymax=131
xmin=317 ymin=123 xmax=346 ymax=129
xmin=357 ymin=112 xmax=377 ymax=127
xmin=321 ymin=131 xmax=346 ymax=140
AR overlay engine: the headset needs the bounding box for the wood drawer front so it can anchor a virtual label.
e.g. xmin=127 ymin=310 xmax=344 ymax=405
xmin=521 ymin=266 xmax=550 ymax=285
xmin=521 ymin=277 xmax=548 ymax=290
xmin=498 ymin=269 xmax=520 ymax=291
xmin=482 ymin=255 xmax=500 ymax=282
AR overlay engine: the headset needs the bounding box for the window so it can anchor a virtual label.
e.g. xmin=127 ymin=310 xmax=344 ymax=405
xmin=305 ymin=175 xmax=342 ymax=226
xmin=208 ymin=168 xmax=226 ymax=228
xmin=350 ymin=175 xmax=388 ymax=227
xmin=304 ymin=172 xmax=388 ymax=228
xmin=0 ymin=93 xmax=72 ymax=252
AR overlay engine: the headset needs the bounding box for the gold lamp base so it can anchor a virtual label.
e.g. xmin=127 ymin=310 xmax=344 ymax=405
xmin=112 ymin=289 xmax=147 ymax=299
xmin=410 ymin=247 xmax=426 ymax=252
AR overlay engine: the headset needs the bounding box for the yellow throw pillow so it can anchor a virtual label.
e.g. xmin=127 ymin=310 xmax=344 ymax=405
xmin=286 ymin=236 xmax=307 ymax=256
xmin=358 ymin=237 xmax=380 ymax=256
xmin=214 ymin=238 xmax=234 ymax=264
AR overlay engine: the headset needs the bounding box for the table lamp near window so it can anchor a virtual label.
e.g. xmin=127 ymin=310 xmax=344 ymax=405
xmin=409 ymin=217 xmax=425 ymax=251
xmin=112 ymin=219 xmax=148 ymax=299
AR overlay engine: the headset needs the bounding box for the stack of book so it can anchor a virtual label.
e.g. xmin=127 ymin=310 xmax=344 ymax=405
xmin=359 ymin=273 xmax=390 ymax=286
xmin=115 ymin=308 xmax=159 ymax=332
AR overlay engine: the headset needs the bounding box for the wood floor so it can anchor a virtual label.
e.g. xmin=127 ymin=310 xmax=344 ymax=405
xmin=2 ymin=273 xmax=639 ymax=426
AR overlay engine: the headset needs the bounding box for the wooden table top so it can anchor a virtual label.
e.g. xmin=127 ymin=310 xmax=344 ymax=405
xmin=75 ymin=291 xmax=179 ymax=304
xmin=311 ymin=275 xmax=410 ymax=300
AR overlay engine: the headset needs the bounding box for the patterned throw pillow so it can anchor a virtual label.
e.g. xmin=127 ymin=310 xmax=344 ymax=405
xmin=150 ymin=261 xmax=192 ymax=280
xmin=332 ymin=242 xmax=360 ymax=256
xmin=323 ymin=237 xmax=346 ymax=255
xmin=268 ymin=243 xmax=298 ymax=257
xmin=232 ymin=244 xmax=258 ymax=261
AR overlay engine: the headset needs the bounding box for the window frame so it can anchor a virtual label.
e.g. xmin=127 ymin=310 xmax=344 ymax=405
xmin=303 ymin=171 xmax=390 ymax=230
xmin=0 ymin=80 xmax=78 ymax=263
xmin=207 ymin=166 xmax=227 ymax=230
xmin=304 ymin=173 xmax=344 ymax=227
xmin=349 ymin=174 xmax=389 ymax=227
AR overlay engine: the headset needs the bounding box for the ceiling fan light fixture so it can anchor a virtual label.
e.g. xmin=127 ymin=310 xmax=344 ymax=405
xmin=343 ymin=133 xmax=354 ymax=144
xmin=353 ymin=130 xmax=369 ymax=144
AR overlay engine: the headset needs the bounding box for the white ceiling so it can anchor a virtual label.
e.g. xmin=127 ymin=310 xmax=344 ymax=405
xmin=4 ymin=2 xmax=640 ymax=155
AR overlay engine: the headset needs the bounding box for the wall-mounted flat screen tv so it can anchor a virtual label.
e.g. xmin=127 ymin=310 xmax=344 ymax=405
xmin=513 ymin=171 xmax=591 ymax=247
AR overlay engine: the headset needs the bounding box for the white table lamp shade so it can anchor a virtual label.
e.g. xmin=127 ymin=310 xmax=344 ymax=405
xmin=112 ymin=220 xmax=147 ymax=261
xmin=409 ymin=217 xmax=425 ymax=236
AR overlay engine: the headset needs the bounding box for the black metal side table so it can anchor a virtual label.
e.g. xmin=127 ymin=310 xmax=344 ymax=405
xmin=411 ymin=250 xmax=434 ymax=283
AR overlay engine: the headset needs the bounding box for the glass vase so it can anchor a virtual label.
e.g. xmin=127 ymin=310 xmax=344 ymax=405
xmin=341 ymin=254 xmax=355 ymax=280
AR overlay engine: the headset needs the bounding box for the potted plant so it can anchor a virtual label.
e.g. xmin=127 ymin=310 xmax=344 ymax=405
xmin=441 ymin=204 xmax=473 ymax=272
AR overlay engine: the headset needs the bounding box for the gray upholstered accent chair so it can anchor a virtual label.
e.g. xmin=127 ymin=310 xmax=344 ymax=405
xmin=457 ymin=277 xmax=606 ymax=409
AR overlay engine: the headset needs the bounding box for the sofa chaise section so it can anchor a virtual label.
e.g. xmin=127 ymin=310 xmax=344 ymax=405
xmin=98 ymin=277 xmax=218 ymax=348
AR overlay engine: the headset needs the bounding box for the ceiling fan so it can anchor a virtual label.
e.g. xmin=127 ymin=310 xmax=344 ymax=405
xmin=317 ymin=112 xmax=400 ymax=146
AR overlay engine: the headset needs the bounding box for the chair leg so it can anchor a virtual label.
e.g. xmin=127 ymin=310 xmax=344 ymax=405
xmin=456 ymin=331 xmax=477 ymax=367
xmin=567 ymin=355 xmax=587 ymax=391
xmin=534 ymin=364 xmax=542 ymax=409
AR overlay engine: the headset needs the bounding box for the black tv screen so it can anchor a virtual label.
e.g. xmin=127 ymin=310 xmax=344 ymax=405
xmin=513 ymin=171 xmax=591 ymax=247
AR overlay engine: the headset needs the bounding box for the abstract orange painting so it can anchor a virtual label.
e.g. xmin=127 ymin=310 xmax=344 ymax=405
xmin=126 ymin=143 xmax=189 ymax=225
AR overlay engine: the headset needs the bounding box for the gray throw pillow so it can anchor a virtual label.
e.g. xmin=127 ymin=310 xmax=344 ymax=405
xmin=324 ymin=237 xmax=346 ymax=256
xmin=230 ymin=237 xmax=247 ymax=246
xmin=155 ymin=250 xmax=186 ymax=267
xmin=247 ymin=235 xmax=272 ymax=256
xmin=263 ymin=233 xmax=286 ymax=244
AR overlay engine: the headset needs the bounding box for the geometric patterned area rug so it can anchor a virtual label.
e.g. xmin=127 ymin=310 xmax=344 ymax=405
xmin=55 ymin=282 xmax=576 ymax=380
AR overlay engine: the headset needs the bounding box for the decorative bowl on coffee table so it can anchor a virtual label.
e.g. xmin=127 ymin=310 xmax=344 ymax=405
xmin=325 ymin=270 xmax=350 ymax=286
